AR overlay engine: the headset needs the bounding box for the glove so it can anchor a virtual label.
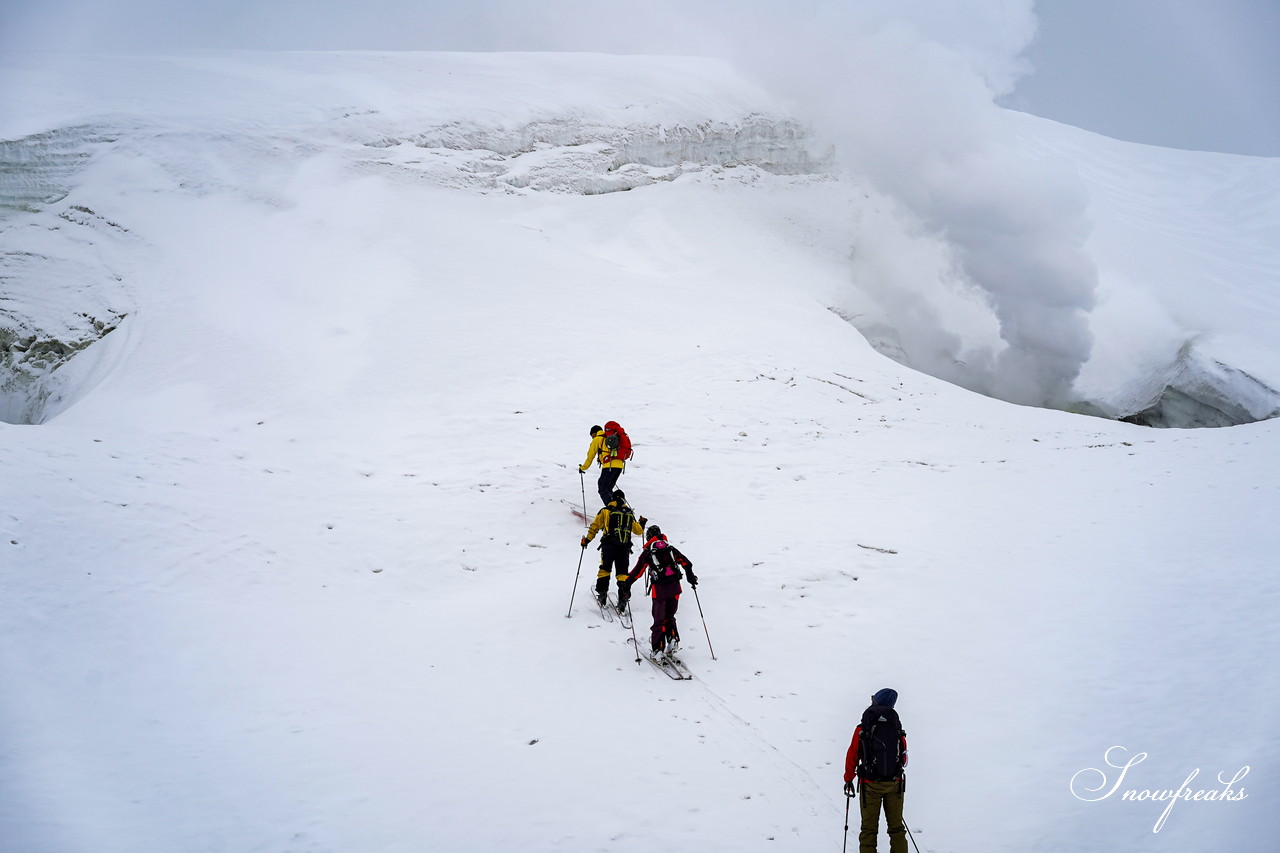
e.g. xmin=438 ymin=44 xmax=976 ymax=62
xmin=844 ymin=781 xmax=856 ymax=797
xmin=580 ymin=536 xmax=589 ymax=548
xmin=688 ymin=574 xmax=698 ymax=588
xmin=578 ymin=466 xmax=587 ymax=473
xmin=639 ymin=516 xmax=648 ymax=527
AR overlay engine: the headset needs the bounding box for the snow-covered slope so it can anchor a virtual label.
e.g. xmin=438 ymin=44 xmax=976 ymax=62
xmin=1 ymin=52 xmax=1277 ymax=853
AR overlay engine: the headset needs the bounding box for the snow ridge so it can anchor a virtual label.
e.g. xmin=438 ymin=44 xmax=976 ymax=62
xmin=1 ymin=133 xmax=134 ymax=424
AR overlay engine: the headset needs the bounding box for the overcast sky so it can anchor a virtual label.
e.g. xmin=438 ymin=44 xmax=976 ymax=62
xmin=1 ymin=0 xmax=1276 ymax=156
xmin=1009 ymin=0 xmax=1279 ymax=156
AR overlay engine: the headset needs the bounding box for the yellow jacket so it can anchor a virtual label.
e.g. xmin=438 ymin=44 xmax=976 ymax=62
xmin=579 ymin=433 xmax=626 ymax=472
xmin=584 ymin=503 xmax=645 ymax=544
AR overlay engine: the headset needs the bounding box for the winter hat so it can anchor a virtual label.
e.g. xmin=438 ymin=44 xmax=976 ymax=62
xmin=646 ymin=525 xmax=663 ymax=540
xmin=611 ymin=490 xmax=626 ymax=504
xmin=871 ymin=688 xmax=898 ymax=708
xmin=590 ymin=424 xmax=603 ymax=436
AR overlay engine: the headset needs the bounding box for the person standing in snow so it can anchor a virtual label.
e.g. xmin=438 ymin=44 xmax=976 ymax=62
xmin=579 ymin=424 xmax=626 ymax=506
xmin=633 ymin=525 xmax=697 ymax=660
xmin=843 ymin=688 xmax=909 ymax=853
xmin=580 ymin=490 xmax=647 ymax=612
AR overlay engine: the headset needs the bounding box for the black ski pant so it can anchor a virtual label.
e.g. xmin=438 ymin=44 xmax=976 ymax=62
xmin=596 ymin=466 xmax=622 ymax=506
xmin=595 ymin=542 xmax=636 ymax=603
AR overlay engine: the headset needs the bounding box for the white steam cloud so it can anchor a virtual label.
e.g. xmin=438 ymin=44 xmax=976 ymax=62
xmin=696 ymin=2 xmax=1099 ymax=408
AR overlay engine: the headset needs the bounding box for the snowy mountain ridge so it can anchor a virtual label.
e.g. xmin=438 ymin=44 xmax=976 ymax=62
xmin=0 ymin=52 xmax=841 ymax=425
xmin=4 ymin=51 xmax=1280 ymax=428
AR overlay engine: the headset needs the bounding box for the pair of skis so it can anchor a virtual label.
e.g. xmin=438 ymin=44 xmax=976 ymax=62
xmin=632 ymin=638 xmax=693 ymax=680
xmin=586 ymin=587 xmax=614 ymax=623
xmin=584 ymin=589 xmax=632 ymax=625
xmin=584 ymin=589 xmax=634 ymax=624
xmin=611 ymin=594 xmax=633 ymax=630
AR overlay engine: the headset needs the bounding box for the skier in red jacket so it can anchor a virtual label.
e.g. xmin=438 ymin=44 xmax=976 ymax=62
xmin=843 ymin=688 xmax=908 ymax=853
xmin=632 ymin=525 xmax=697 ymax=660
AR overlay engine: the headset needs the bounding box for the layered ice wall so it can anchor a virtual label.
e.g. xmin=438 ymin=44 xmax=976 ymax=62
xmin=364 ymin=114 xmax=829 ymax=195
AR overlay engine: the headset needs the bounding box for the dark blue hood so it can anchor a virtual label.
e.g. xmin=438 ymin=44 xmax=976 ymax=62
xmin=872 ymin=688 xmax=898 ymax=708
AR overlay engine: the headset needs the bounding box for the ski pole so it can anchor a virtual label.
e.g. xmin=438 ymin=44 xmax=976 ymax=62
xmin=629 ymin=604 xmax=642 ymax=664
xmin=903 ymin=818 xmax=922 ymax=853
xmin=579 ymin=469 xmax=588 ymax=518
xmin=566 ymin=543 xmax=586 ymax=618
xmin=690 ymin=584 xmax=717 ymax=660
xmin=842 ymin=789 xmax=851 ymax=853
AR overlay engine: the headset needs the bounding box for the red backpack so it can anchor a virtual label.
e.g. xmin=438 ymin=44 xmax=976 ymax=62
xmin=602 ymin=421 xmax=633 ymax=463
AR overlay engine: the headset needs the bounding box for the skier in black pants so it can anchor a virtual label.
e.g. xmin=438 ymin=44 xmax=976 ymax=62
xmin=580 ymin=491 xmax=646 ymax=612
xmin=579 ymin=424 xmax=627 ymax=507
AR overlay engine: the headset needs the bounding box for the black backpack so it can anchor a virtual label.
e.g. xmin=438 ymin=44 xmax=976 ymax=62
xmin=605 ymin=504 xmax=635 ymax=545
xmin=649 ymin=541 xmax=683 ymax=585
xmin=857 ymin=706 xmax=905 ymax=781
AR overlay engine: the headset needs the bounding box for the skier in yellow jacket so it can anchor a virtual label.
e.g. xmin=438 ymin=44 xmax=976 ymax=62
xmin=580 ymin=490 xmax=647 ymax=612
xmin=579 ymin=423 xmax=627 ymax=506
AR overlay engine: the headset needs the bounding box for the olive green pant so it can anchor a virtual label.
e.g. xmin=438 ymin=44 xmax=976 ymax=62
xmin=859 ymin=779 xmax=906 ymax=853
